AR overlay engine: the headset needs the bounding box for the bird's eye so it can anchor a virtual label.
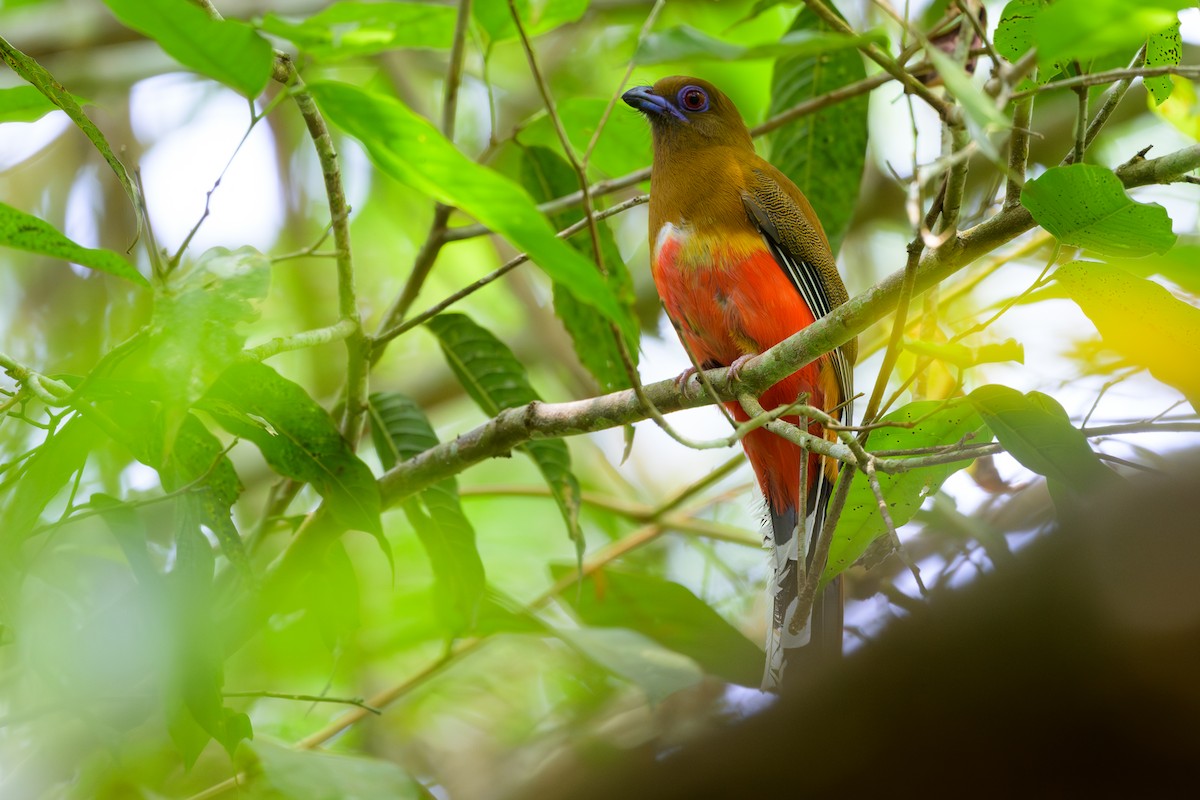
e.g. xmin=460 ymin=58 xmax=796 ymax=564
xmin=678 ymin=86 xmax=709 ymax=112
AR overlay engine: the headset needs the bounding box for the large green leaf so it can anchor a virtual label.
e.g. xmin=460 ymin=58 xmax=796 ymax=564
xmin=0 ymin=36 xmax=139 ymax=215
xmin=556 ymin=627 xmax=704 ymax=704
xmin=1145 ymin=21 xmax=1183 ymax=106
xmin=103 ymin=0 xmax=273 ymax=97
xmin=241 ymin=739 xmax=422 ymax=799
xmin=202 ymin=362 xmax=384 ymax=549
xmin=766 ymin=6 xmax=869 ymax=254
xmin=1021 ymin=165 xmax=1177 ymax=258
xmin=519 ymin=146 xmax=636 ymax=392
xmin=426 ymin=313 xmax=583 ymax=554
xmin=258 ymin=1 xmax=457 ymax=61
xmin=1034 ymin=0 xmax=1190 ymax=68
xmin=369 ymin=392 xmax=484 ymax=633
xmin=634 ymin=25 xmax=881 ymax=65
xmin=550 ymin=566 xmax=762 ymax=687
xmin=1056 ymin=262 xmax=1200 ymax=409
xmin=473 ymin=0 xmax=589 ymax=43
xmin=308 ymin=81 xmax=635 ymax=342
xmin=968 ymin=385 xmax=1116 ymax=495
xmin=826 ymin=401 xmax=991 ymax=582
xmin=0 ymin=201 xmax=146 ymax=286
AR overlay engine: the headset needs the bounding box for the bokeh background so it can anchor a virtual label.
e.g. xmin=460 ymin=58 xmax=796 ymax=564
xmin=2 ymin=0 xmax=1198 ymax=797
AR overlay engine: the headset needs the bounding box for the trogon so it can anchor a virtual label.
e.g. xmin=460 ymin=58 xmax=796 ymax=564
xmin=624 ymin=76 xmax=856 ymax=689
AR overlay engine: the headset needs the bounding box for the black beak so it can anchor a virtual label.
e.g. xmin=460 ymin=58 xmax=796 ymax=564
xmin=622 ymin=86 xmax=686 ymax=122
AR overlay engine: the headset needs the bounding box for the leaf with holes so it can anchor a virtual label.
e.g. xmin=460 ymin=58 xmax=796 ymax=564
xmin=1021 ymin=165 xmax=1176 ymax=258
xmin=426 ymin=313 xmax=583 ymax=555
xmin=825 ymin=401 xmax=991 ymax=583
xmin=369 ymin=392 xmax=484 ymax=633
xmin=1145 ymin=21 xmax=1182 ymax=106
xmin=1034 ymin=0 xmax=1190 ymax=69
xmin=766 ymin=5 xmax=868 ymax=254
xmin=993 ymin=0 xmax=1063 ymax=84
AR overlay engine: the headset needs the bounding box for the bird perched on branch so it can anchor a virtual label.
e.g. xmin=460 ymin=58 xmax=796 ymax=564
xmin=623 ymin=76 xmax=856 ymax=690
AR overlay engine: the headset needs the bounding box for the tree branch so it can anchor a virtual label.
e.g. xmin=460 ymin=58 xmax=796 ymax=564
xmin=376 ymin=143 xmax=1200 ymax=504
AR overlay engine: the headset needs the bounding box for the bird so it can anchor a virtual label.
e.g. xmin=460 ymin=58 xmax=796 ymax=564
xmin=623 ymin=76 xmax=856 ymax=690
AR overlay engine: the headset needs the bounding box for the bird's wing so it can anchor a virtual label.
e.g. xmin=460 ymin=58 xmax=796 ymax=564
xmin=740 ymin=169 xmax=854 ymax=424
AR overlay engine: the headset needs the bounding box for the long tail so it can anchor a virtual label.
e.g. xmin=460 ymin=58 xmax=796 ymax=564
xmin=762 ymin=482 xmax=843 ymax=691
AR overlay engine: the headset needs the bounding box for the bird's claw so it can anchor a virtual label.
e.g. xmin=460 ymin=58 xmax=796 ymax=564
xmin=674 ymin=366 xmax=700 ymax=395
xmin=727 ymin=353 xmax=756 ymax=385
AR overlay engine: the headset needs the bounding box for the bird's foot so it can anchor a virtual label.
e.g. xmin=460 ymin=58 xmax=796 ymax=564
xmin=727 ymin=353 xmax=757 ymax=385
xmin=674 ymin=366 xmax=700 ymax=395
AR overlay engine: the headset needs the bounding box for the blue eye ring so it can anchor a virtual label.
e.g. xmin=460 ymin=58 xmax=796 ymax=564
xmin=677 ymin=85 xmax=709 ymax=113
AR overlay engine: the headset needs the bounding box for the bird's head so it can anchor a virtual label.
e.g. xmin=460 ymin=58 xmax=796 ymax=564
xmin=622 ymin=76 xmax=753 ymax=153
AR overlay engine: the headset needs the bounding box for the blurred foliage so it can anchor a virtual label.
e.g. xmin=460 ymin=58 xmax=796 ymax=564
xmin=0 ymin=0 xmax=1198 ymax=797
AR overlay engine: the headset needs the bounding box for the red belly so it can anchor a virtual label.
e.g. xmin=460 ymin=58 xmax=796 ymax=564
xmin=653 ymin=235 xmax=828 ymax=513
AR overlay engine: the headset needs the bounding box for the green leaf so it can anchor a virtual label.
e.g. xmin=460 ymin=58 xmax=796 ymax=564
xmin=826 ymin=401 xmax=991 ymax=582
xmin=1056 ymin=261 xmax=1200 ymax=409
xmin=556 ymin=627 xmax=704 ymax=704
xmin=241 ymin=739 xmax=423 ymax=799
xmin=1021 ymin=164 xmax=1177 ymax=258
xmin=924 ymin=43 xmax=1008 ymax=156
xmin=203 ymin=362 xmax=384 ymax=549
xmin=0 ymin=414 xmax=100 ymax=544
xmin=0 ymin=84 xmax=69 ymax=123
xmin=103 ymin=0 xmax=273 ymax=97
xmin=140 ymin=246 xmax=270 ymax=449
xmin=0 ymin=201 xmax=146 ymax=286
xmin=634 ymin=25 xmax=881 ymax=65
xmin=426 ymin=313 xmax=583 ymax=554
xmin=1034 ymin=0 xmax=1190 ymax=69
xmin=1145 ymin=21 xmax=1183 ymax=106
xmin=766 ymin=5 xmax=869 ymax=254
xmin=903 ymin=338 xmax=1024 ymax=368
xmin=967 ymin=385 xmax=1115 ymax=494
xmin=473 ymin=0 xmax=588 ymax=43
xmin=0 ymin=36 xmax=139 ymax=217
xmin=95 ymin=396 xmax=251 ymax=579
xmin=993 ymin=0 xmax=1064 ymax=83
xmin=258 ymin=1 xmax=457 ymax=61
xmin=550 ymin=566 xmax=763 ymax=686
xmin=519 ymin=146 xmax=636 ymax=392
xmin=308 ymin=81 xmax=635 ymax=342
xmin=369 ymin=392 xmax=484 ymax=633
